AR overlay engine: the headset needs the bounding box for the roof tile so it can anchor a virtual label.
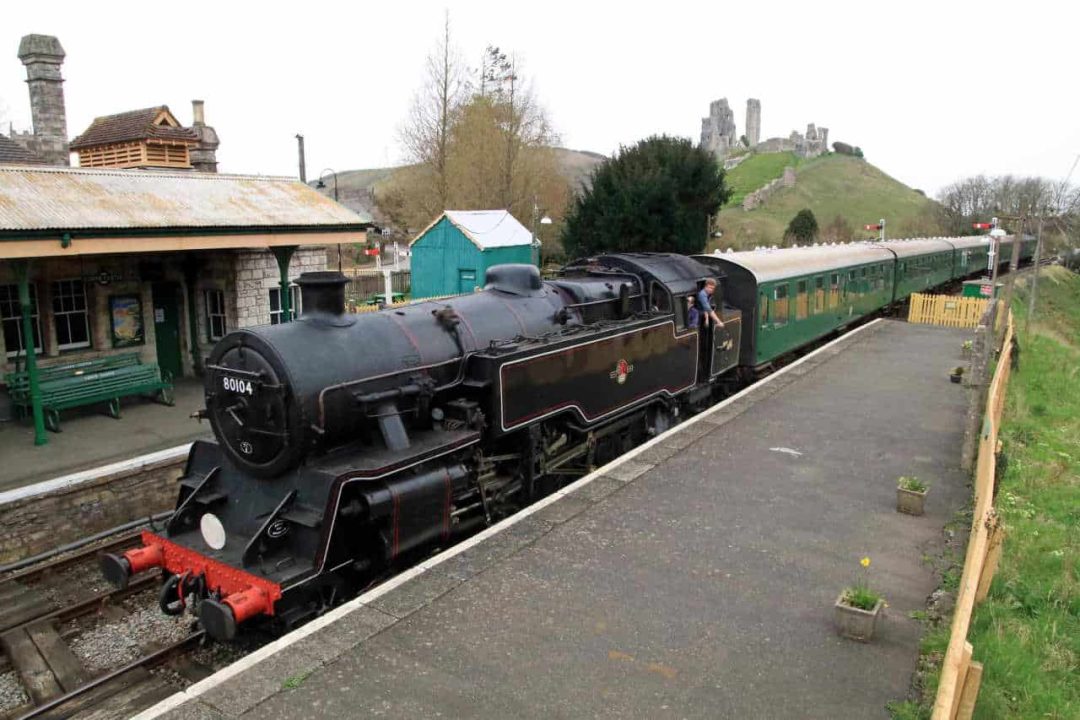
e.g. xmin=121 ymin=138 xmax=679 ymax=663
xmin=70 ymin=106 xmax=199 ymax=150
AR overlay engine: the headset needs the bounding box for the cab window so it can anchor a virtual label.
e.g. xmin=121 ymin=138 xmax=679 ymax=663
xmin=650 ymin=281 xmax=672 ymax=313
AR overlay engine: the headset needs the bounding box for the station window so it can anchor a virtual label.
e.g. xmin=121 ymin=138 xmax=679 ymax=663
xmin=0 ymin=283 xmax=43 ymax=358
xmin=269 ymin=285 xmax=302 ymax=325
xmin=52 ymin=279 xmax=91 ymax=351
xmin=795 ymin=280 xmax=808 ymax=320
xmin=772 ymin=285 xmax=789 ymax=327
xmin=205 ymin=289 xmax=227 ymax=341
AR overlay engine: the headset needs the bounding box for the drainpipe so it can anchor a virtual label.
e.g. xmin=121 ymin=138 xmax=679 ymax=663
xmin=14 ymin=260 xmax=46 ymax=446
xmin=272 ymin=246 xmax=298 ymax=321
xmin=183 ymin=255 xmax=203 ymax=374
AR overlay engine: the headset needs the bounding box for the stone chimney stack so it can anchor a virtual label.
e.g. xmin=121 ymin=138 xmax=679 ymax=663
xmin=745 ymin=98 xmax=761 ymax=148
xmin=189 ymin=99 xmax=220 ymax=173
xmin=17 ymin=34 xmax=69 ymax=166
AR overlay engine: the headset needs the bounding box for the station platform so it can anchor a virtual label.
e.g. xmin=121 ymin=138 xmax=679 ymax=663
xmin=0 ymin=378 xmax=210 ymax=492
xmin=139 ymin=319 xmax=973 ymax=720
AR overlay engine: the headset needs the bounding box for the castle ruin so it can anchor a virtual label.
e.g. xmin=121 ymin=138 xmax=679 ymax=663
xmin=699 ymin=97 xmax=828 ymax=161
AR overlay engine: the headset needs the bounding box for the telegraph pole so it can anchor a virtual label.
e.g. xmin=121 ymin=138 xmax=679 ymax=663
xmin=1024 ymin=216 xmax=1044 ymax=335
xmin=1000 ymin=214 xmax=1025 ymax=321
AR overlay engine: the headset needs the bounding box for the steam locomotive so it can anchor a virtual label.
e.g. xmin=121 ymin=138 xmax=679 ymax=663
xmin=101 ymin=254 xmax=742 ymax=639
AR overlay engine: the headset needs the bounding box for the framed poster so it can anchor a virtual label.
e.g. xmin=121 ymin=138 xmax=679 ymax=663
xmin=109 ymin=294 xmax=145 ymax=347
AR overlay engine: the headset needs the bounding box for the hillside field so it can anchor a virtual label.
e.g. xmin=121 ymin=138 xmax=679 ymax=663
xmin=713 ymin=154 xmax=945 ymax=251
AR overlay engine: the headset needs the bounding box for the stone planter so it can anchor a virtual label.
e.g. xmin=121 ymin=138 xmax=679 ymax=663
xmin=897 ymin=487 xmax=928 ymax=516
xmin=834 ymin=594 xmax=884 ymax=642
xmin=950 ymin=370 xmax=964 ymax=384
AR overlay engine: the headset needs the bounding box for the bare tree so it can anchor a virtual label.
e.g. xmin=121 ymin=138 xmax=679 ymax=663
xmin=398 ymin=12 xmax=468 ymax=216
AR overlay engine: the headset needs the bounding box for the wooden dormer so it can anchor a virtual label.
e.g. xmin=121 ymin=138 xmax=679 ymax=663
xmin=71 ymin=106 xmax=199 ymax=169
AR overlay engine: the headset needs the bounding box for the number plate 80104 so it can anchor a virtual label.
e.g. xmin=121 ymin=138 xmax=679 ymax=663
xmin=221 ymin=376 xmax=255 ymax=395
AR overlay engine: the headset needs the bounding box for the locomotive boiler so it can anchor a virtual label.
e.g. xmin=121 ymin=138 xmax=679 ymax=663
xmin=102 ymin=255 xmax=742 ymax=640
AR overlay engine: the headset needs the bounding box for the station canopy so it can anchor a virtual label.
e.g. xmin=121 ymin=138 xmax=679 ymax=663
xmin=0 ymin=165 xmax=371 ymax=259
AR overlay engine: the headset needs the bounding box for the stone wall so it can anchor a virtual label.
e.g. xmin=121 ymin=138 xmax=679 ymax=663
xmin=0 ymin=450 xmax=185 ymax=563
xmin=745 ymin=99 xmax=761 ymax=147
xmin=743 ymin=166 xmax=797 ymax=210
xmin=700 ymin=98 xmax=737 ymax=160
xmin=233 ymin=247 xmax=327 ymax=328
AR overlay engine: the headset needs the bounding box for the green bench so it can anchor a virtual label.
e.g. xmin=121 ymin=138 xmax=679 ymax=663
xmin=5 ymin=352 xmax=174 ymax=432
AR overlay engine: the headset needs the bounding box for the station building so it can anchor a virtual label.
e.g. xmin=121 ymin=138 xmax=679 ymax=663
xmin=0 ymin=34 xmax=371 ymax=442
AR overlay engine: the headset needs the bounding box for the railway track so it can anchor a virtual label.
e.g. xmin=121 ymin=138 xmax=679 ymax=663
xmin=0 ymin=528 xmax=209 ymax=720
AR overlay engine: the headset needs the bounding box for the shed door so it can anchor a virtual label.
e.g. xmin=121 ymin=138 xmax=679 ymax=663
xmin=458 ymin=269 xmax=477 ymax=294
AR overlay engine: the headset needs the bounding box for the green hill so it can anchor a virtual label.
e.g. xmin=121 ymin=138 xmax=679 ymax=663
xmin=713 ymin=154 xmax=945 ymax=251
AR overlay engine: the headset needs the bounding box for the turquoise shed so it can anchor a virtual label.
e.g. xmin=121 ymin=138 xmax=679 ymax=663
xmin=409 ymin=210 xmax=538 ymax=298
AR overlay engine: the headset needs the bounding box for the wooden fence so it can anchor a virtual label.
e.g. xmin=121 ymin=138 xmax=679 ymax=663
xmin=343 ymin=270 xmax=411 ymax=304
xmin=931 ymin=312 xmax=1015 ymax=720
xmin=349 ymin=292 xmax=460 ymax=315
xmin=908 ymin=293 xmax=989 ymax=328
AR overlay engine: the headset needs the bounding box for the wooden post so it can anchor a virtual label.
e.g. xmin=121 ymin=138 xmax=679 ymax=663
xmin=955 ymin=661 xmax=984 ymax=720
xmin=976 ymin=524 xmax=1006 ymax=603
xmin=949 ymin=642 xmax=974 ymax=720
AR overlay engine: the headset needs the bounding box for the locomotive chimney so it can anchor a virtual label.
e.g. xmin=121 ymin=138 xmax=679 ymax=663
xmin=295 ymin=271 xmax=348 ymax=316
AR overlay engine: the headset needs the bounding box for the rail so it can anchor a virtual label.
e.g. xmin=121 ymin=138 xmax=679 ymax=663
xmin=931 ymin=311 xmax=1015 ymax=720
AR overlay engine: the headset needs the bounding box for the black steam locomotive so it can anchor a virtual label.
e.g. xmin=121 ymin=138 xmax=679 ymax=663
xmin=102 ymin=254 xmax=743 ymax=639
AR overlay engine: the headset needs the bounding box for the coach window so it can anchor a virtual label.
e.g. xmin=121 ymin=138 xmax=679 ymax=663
xmin=759 ymin=292 xmax=768 ymax=329
xmin=772 ymin=285 xmax=789 ymax=327
xmin=829 ymin=273 xmax=840 ymax=308
xmin=795 ymin=280 xmax=808 ymax=320
xmin=814 ymin=276 xmax=825 ymax=313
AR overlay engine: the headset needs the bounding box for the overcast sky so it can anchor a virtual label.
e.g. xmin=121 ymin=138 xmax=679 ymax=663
xmin=1 ymin=1 xmax=1076 ymax=196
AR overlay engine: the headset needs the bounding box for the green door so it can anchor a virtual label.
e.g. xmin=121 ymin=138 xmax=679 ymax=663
xmin=458 ymin=269 xmax=477 ymax=294
xmin=152 ymin=282 xmax=183 ymax=379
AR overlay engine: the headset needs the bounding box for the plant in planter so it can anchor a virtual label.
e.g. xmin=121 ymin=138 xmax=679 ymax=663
xmin=897 ymin=476 xmax=929 ymax=516
xmin=835 ymin=557 xmax=885 ymax=641
xmin=961 ymin=339 xmax=974 ymax=358
xmin=949 ymin=366 xmax=965 ymax=384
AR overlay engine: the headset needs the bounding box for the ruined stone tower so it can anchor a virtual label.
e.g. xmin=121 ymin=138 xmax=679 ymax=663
xmin=700 ymin=98 xmax=737 ymax=159
xmin=17 ymin=34 xmax=69 ymax=166
xmin=189 ymin=100 xmax=220 ymax=173
xmin=745 ymin=98 xmax=761 ymax=148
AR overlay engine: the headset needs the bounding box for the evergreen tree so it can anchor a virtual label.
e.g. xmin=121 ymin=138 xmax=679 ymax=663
xmin=786 ymin=209 xmax=819 ymax=245
xmin=561 ymin=135 xmax=730 ymax=257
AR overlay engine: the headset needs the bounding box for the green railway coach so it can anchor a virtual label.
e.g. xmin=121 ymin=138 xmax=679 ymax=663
xmin=877 ymin=239 xmax=955 ymax=301
xmin=697 ymin=245 xmax=895 ymax=367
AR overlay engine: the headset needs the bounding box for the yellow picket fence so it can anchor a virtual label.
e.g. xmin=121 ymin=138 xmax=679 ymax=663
xmin=931 ymin=313 xmax=1015 ymax=720
xmin=908 ymin=293 xmax=989 ymax=328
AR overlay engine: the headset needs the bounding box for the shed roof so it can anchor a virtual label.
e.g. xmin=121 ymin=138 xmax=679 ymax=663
xmin=411 ymin=210 xmax=533 ymax=250
xmin=70 ymin=106 xmax=198 ymax=150
xmin=0 ymin=135 xmax=46 ymax=165
xmin=0 ymin=165 xmax=372 ymax=233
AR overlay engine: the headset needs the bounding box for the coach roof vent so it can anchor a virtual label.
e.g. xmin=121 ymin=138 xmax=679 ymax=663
xmin=484 ymin=263 xmax=543 ymax=296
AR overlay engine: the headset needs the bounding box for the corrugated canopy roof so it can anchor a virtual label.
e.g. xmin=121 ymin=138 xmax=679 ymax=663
xmin=0 ymin=166 xmax=372 ymax=232
xmin=415 ymin=210 xmax=533 ymax=250
xmin=70 ymin=106 xmax=199 ymax=149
